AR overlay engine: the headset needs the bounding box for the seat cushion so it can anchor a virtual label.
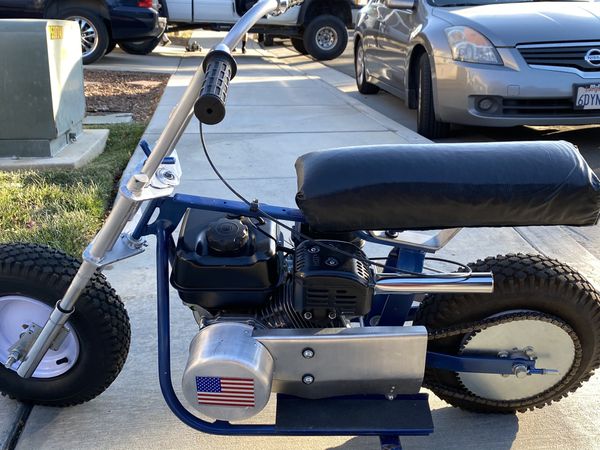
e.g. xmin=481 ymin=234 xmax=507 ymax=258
xmin=295 ymin=141 xmax=600 ymax=232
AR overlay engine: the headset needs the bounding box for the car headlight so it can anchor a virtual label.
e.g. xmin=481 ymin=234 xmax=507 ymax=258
xmin=445 ymin=26 xmax=502 ymax=65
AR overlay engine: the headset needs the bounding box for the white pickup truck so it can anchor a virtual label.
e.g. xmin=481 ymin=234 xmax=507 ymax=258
xmin=163 ymin=0 xmax=363 ymax=60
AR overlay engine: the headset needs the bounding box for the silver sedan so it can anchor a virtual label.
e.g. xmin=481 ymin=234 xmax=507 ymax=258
xmin=354 ymin=0 xmax=600 ymax=138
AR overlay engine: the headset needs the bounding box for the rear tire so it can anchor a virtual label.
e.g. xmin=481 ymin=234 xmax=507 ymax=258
xmin=291 ymin=37 xmax=308 ymax=55
xmin=0 ymin=243 xmax=130 ymax=406
xmin=59 ymin=8 xmax=109 ymax=65
xmin=263 ymin=34 xmax=275 ymax=47
xmin=417 ymin=53 xmax=450 ymax=139
xmin=414 ymin=254 xmax=600 ymax=413
xmin=118 ymin=34 xmax=163 ymax=55
xmin=355 ymin=39 xmax=379 ymax=95
xmin=106 ymin=40 xmax=116 ymax=55
xmin=303 ymin=15 xmax=348 ymax=61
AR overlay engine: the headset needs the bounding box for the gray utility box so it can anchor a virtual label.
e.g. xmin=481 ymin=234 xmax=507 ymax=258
xmin=0 ymin=19 xmax=85 ymax=157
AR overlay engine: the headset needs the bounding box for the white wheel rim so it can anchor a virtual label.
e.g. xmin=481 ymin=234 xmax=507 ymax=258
xmin=315 ymin=26 xmax=338 ymax=51
xmin=458 ymin=315 xmax=575 ymax=401
xmin=0 ymin=295 xmax=79 ymax=378
xmin=68 ymin=16 xmax=98 ymax=57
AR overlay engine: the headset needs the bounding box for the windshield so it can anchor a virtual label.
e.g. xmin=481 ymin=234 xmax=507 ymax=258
xmin=430 ymin=0 xmax=595 ymax=6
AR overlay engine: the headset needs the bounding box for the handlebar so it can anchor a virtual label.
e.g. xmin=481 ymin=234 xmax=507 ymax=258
xmin=194 ymin=50 xmax=237 ymax=125
xmin=194 ymin=0 xmax=303 ymax=125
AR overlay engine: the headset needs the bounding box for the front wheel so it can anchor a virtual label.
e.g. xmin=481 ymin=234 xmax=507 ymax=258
xmin=0 ymin=243 xmax=130 ymax=406
xmin=415 ymin=254 xmax=600 ymax=413
xmin=417 ymin=53 xmax=450 ymax=139
xmin=303 ymin=15 xmax=348 ymax=61
xmin=355 ymin=40 xmax=379 ymax=95
xmin=59 ymin=8 xmax=110 ymax=64
xmin=290 ymin=37 xmax=308 ymax=55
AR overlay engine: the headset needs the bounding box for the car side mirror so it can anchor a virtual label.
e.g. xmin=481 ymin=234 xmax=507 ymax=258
xmin=384 ymin=0 xmax=415 ymax=9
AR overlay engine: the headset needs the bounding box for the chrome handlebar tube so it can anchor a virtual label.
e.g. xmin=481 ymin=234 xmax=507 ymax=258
xmin=16 ymin=0 xmax=291 ymax=378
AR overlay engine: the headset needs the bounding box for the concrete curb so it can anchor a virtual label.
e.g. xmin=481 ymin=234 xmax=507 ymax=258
xmin=0 ymin=404 xmax=31 ymax=450
xmin=0 ymin=129 xmax=109 ymax=171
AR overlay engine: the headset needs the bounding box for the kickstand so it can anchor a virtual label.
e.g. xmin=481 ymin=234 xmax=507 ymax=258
xmin=380 ymin=435 xmax=402 ymax=450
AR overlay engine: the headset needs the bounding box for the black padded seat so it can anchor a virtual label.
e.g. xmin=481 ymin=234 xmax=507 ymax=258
xmin=295 ymin=141 xmax=600 ymax=232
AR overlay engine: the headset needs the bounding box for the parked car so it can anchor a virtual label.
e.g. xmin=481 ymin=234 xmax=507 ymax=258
xmin=354 ymin=0 xmax=600 ymax=138
xmin=0 ymin=0 xmax=167 ymax=64
xmin=164 ymin=0 xmax=364 ymax=60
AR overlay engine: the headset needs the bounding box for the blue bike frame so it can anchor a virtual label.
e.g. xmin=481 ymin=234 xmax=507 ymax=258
xmin=127 ymin=190 xmax=539 ymax=439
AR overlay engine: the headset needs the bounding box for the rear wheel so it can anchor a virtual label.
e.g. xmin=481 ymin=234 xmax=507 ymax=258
xmin=303 ymin=15 xmax=348 ymax=61
xmin=355 ymin=40 xmax=379 ymax=95
xmin=263 ymin=34 xmax=275 ymax=47
xmin=106 ymin=40 xmax=117 ymax=55
xmin=417 ymin=53 xmax=450 ymax=139
xmin=0 ymin=243 xmax=130 ymax=406
xmin=118 ymin=34 xmax=163 ymax=55
xmin=415 ymin=254 xmax=600 ymax=413
xmin=291 ymin=37 xmax=308 ymax=55
xmin=59 ymin=8 xmax=109 ymax=64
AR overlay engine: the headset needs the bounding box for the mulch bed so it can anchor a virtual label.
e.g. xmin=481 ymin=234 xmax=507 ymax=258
xmin=84 ymin=70 xmax=170 ymax=123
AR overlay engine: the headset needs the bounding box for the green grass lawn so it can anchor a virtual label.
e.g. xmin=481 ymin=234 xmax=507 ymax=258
xmin=0 ymin=123 xmax=145 ymax=257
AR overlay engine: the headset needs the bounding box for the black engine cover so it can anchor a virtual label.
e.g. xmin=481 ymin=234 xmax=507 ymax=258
xmin=294 ymin=240 xmax=372 ymax=322
xmin=171 ymin=209 xmax=284 ymax=310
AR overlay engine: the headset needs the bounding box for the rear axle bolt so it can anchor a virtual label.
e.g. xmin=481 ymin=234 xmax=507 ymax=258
xmin=302 ymin=374 xmax=315 ymax=385
xmin=513 ymin=364 xmax=529 ymax=379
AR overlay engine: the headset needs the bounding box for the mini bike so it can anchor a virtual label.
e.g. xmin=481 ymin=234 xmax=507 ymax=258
xmin=1 ymin=1 xmax=600 ymax=448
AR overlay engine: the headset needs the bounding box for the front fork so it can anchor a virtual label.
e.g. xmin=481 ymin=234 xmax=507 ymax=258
xmin=15 ymin=115 xmax=192 ymax=378
xmin=16 ymin=192 xmax=146 ymax=377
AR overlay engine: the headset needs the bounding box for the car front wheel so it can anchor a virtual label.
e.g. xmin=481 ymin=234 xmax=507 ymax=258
xmin=355 ymin=40 xmax=379 ymax=95
xmin=417 ymin=53 xmax=450 ymax=139
xmin=59 ymin=8 xmax=109 ymax=65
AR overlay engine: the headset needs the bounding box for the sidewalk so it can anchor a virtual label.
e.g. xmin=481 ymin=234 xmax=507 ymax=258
xmin=5 ymin=33 xmax=600 ymax=449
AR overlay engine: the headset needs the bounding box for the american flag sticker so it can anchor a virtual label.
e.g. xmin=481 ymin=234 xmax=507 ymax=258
xmin=196 ymin=376 xmax=255 ymax=407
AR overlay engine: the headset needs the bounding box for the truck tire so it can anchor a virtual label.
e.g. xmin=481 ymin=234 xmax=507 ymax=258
xmin=119 ymin=34 xmax=163 ymax=55
xmin=291 ymin=37 xmax=308 ymax=55
xmin=59 ymin=8 xmax=109 ymax=65
xmin=303 ymin=15 xmax=347 ymax=61
xmin=263 ymin=34 xmax=275 ymax=47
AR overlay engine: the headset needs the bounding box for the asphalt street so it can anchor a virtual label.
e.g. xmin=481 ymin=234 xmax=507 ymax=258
xmin=279 ymin=35 xmax=600 ymax=258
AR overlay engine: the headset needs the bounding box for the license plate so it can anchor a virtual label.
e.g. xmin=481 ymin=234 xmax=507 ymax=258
xmin=574 ymin=84 xmax=600 ymax=110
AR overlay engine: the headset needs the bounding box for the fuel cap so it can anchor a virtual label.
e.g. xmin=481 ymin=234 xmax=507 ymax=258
xmin=206 ymin=218 xmax=249 ymax=254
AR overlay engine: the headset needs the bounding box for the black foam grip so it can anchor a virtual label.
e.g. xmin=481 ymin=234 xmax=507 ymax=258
xmin=195 ymin=51 xmax=237 ymax=125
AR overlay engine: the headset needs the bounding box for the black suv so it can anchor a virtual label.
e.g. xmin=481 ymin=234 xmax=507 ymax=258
xmin=0 ymin=0 xmax=166 ymax=64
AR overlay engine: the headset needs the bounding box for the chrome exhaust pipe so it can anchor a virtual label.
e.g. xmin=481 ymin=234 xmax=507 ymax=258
xmin=374 ymin=272 xmax=493 ymax=294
